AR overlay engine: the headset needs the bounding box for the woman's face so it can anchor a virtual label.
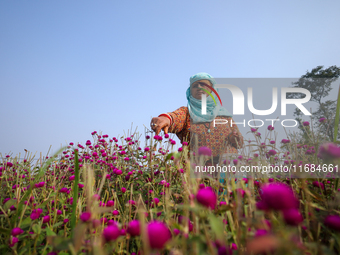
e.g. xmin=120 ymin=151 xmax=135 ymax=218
xmin=190 ymin=79 xmax=213 ymax=100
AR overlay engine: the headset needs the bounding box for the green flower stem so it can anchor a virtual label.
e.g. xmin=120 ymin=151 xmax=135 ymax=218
xmin=70 ymin=149 xmax=80 ymax=238
xmin=333 ymin=84 xmax=340 ymax=142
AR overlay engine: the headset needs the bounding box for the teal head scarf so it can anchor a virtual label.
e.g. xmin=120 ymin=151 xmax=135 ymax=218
xmin=187 ymin=72 xmax=232 ymax=123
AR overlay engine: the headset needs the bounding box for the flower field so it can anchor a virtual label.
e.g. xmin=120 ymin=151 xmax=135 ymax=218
xmin=1 ymin=128 xmax=340 ymax=255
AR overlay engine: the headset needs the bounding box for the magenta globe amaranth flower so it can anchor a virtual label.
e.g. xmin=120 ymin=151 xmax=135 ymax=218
xmin=267 ymin=125 xmax=274 ymax=131
xmin=103 ymin=225 xmax=120 ymax=242
xmin=196 ymin=187 xmax=217 ymax=209
xmin=80 ymin=212 xmax=91 ymax=222
xmin=147 ymin=221 xmax=171 ymax=249
xmin=43 ymin=215 xmax=50 ymax=223
xmin=127 ymin=220 xmax=140 ymax=236
xmin=198 ymin=146 xmax=212 ymax=156
xmin=318 ymin=143 xmax=340 ymax=159
xmin=302 ymin=121 xmax=310 ymax=126
xmin=259 ymin=183 xmax=298 ymax=211
xmin=319 ymin=117 xmax=326 ymax=123
xmin=283 ymin=208 xmax=303 ymax=226
xmin=268 ymin=150 xmax=277 ymax=156
xmin=324 ymin=215 xmax=340 ymax=231
xmin=11 ymin=227 xmax=24 ymax=236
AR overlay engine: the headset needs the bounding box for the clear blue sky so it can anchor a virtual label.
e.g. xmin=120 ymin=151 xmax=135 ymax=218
xmin=1 ymin=0 xmax=340 ymax=157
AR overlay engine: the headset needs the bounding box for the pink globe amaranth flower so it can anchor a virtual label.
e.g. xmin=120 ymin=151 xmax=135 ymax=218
xmin=251 ymin=128 xmax=257 ymax=132
xmin=198 ymin=146 xmax=212 ymax=156
xmin=283 ymin=208 xmax=303 ymax=226
xmin=153 ymin=198 xmax=160 ymax=205
xmin=324 ymin=215 xmax=340 ymax=231
xmin=268 ymin=150 xmax=277 ymax=156
xmin=144 ymin=147 xmax=150 ymax=152
xmin=30 ymin=212 xmax=40 ymax=220
xmin=173 ymin=228 xmax=180 ymax=236
xmin=11 ymin=227 xmax=24 ymax=236
xmin=86 ymin=140 xmax=91 ymax=146
xmin=43 ymin=215 xmax=50 ymax=223
xmin=318 ymin=143 xmax=340 ymax=159
xmin=164 ymin=133 xmax=169 ymax=138
xmin=103 ymin=225 xmax=120 ymax=242
xmin=171 ymin=140 xmax=176 ymax=145
xmin=260 ymin=183 xmax=299 ymax=211
xmin=147 ymin=221 xmax=171 ymax=249
xmin=127 ymin=220 xmax=140 ymax=236
xmin=69 ymin=175 xmax=75 ymax=181
xmin=59 ymin=187 xmax=68 ymax=193
xmin=302 ymin=121 xmax=310 ymax=126
xmin=121 ymin=187 xmax=126 ymax=193
xmin=112 ymin=210 xmax=119 ymax=216
xmin=319 ymin=117 xmax=326 ymax=123
xmin=107 ymin=200 xmax=114 ymax=207
xmin=78 ymin=183 xmax=84 ymax=188
xmin=107 ymin=220 xmax=118 ymax=226
xmin=63 ymin=219 xmax=69 ymax=224
xmin=115 ymin=169 xmax=123 ymax=175
xmin=9 ymin=236 xmax=19 ymax=247
xmin=233 ymin=159 xmax=238 ymax=165
xmin=255 ymin=229 xmax=268 ymax=237
xmin=267 ymin=125 xmax=274 ymax=131
xmin=80 ymin=212 xmax=91 ymax=222
xmin=270 ymin=140 xmax=275 ymax=144
xmin=312 ymin=181 xmax=325 ymax=190
xmin=57 ymin=210 xmax=62 ymax=215
xmin=196 ymin=187 xmax=217 ymax=209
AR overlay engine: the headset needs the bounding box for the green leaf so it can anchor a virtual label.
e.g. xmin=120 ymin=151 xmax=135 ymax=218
xmin=3 ymin=199 xmax=17 ymax=212
xmin=165 ymin=153 xmax=174 ymax=161
xmin=208 ymin=214 xmax=224 ymax=241
xmin=20 ymin=217 xmax=32 ymax=229
xmin=46 ymin=227 xmax=56 ymax=236
xmin=52 ymin=222 xmax=64 ymax=228
xmin=32 ymin=224 xmax=41 ymax=234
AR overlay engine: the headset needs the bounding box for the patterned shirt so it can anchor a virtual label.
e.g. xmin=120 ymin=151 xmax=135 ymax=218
xmin=167 ymin=106 xmax=243 ymax=156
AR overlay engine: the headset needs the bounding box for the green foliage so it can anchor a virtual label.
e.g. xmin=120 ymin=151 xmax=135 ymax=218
xmin=288 ymin=65 xmax=340 ymax=142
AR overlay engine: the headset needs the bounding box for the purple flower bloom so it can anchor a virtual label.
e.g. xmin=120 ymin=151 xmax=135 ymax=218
xmin=303 ymin=121 xmax=310 ymax=126
xmin=268 ymin=150 xmax=277 ymax=156
xmin=43 ymin=215 xmax=50 ymax=223
xmin=318 ymin=143 xmax=340 ymax=159
xmin=283 ymin=208 xmax=303 ymax=226
xmin=324 ymin=215 xmax=340 ymax=231
xmin=121 ymin=187 xmax=126 ymax=193
xmin=80 ymin=212 xmax=91 ymax=222
xmin=30 ymin=212 xmax=40 ymax=220
xmin=251 ymin=128 xmax=257 ymax=132
xmin=319 ymin=117 xmax=326 ymax=123
xmin=267 ymin=125 xmax=274 ymax=131
xmin=103 ymin=225 xmax=120 ymax=242
xmin=198 ymin=146 xmax=212 ymax=156
xmin=112 ymin=210 xmax=119 ymax=216
xmin=127 ymin=220 xmax=140 ymax=236
xmin=11 ymin=227 xmax=24 ymax=236
xmin=147 ymin=221 xmax=171 ymax=249
xmin=196 ymin=187 xmax=217 ymax=210
xmin=107 ymin=200 xmax=114 ymax=207
xmin=260 ymin=183 xmax=299 ymax=211
xmin=9 ymin=236 xmax=19 ymax=247
xmin=59 ymin=187 xmax=68 ymax=193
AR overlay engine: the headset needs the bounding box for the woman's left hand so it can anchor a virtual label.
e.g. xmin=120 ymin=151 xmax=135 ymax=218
xmin=229 ymin=131 xmax=241 ymax=144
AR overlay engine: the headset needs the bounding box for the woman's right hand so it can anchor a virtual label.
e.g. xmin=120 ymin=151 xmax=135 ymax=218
xmin=150 ymin=117 xmax=170 ymax=135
